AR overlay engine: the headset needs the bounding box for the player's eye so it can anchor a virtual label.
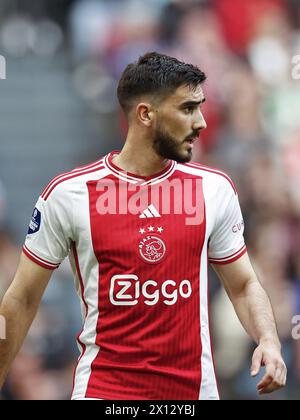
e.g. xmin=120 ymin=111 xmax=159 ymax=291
xmin=184 ymin=106 xmax=194 ymax=114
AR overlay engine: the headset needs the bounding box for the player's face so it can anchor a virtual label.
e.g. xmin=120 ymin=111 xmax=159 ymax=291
xmin=152 ymin=84 xmax=207 ymax=163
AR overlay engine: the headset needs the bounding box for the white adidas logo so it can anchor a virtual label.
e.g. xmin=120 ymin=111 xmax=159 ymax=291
xmin=139 ymin=204 xmax=161 ymax=219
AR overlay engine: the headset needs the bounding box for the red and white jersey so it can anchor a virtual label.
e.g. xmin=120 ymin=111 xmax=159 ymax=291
xmin=23 ymin=151 xmax=246 ymax=400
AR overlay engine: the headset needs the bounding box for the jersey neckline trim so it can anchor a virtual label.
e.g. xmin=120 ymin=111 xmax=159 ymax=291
xmin=104 ymin=151 xmax=176 ymax=184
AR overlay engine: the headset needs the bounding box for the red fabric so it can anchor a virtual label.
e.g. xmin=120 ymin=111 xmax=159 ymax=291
xmin=213 ymin=0 xmax=285 ymax=53
xmin=22 ymin=246 xmax=58 ymax=270
xmin=208 ymin=245 xmax=247 ymax=265
xmin=85 ymin=172 xmax=206 ymax=399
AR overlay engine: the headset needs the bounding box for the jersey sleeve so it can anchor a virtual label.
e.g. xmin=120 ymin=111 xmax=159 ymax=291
xmin=208 ymin=179 xmax=247 ymax=265
xmin=23 ymin=184 xmax=73 ymax=270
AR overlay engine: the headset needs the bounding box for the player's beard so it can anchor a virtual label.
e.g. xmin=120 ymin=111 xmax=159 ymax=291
xmin=152 ymin=122 xmax=196 ymax=163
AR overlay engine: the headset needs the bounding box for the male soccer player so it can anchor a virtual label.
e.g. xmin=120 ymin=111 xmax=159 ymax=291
xmin=0 ymin=52 xmax=286 ymax=400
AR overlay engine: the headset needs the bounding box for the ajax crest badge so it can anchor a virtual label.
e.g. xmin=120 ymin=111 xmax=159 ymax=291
xmin=139 ymin=235 xmax=166 ymax=264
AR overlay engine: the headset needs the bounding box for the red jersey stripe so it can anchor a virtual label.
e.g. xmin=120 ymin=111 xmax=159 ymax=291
xmin=71 ymin=243 xmax=89 ymax=399
xmin=23 ymin=246 xmax=59 ymax=270
xmin=208 ymin=245 xmax=247 ymax=265
xmin=42 ymin=165 xmax=105 ymax=201
xmin=41 ymin=158 xmax=104 ymax=198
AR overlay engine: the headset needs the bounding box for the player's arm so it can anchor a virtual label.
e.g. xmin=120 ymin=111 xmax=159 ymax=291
xmin=0 ymin=253 xmax=53 ymax=389
xmin=212 ymin=252 xmax=287 ymax=395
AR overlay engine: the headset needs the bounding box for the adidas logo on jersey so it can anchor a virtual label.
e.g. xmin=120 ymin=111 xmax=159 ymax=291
xmin=139 ymin=204 xmax=161 ymax=219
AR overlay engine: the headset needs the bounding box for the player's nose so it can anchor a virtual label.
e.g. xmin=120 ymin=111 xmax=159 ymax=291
xmin=193 ymin=111 xmax=207 ymax=131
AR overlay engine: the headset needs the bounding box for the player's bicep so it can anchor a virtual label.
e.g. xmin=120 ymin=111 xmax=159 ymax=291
xmin=5 ymin=252 xmax=53 ymax=309
xmin=211 ymin=252 xmax=258 ymax=299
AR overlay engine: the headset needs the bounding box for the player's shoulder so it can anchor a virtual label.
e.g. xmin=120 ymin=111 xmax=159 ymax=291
xmin=40 ymin=156 xmax=107 ymax=201
xmin=177 ymin=161 xmax=237 ymax=194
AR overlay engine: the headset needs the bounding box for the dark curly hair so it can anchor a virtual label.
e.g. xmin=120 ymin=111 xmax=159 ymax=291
xmin=117 ymin=52 xmax=206 ymax=114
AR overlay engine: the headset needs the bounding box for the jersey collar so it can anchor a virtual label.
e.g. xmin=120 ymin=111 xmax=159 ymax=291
xmin=104 ymin=151 xmax=177 ymax=185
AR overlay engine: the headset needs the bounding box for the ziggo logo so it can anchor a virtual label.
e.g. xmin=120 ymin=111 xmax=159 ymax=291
xmin=110 ymin=275 xmax=192 ymax=306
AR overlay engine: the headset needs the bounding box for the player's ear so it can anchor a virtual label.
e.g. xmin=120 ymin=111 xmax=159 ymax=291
xmin=136 ymin=103 xmax=155 ymax=127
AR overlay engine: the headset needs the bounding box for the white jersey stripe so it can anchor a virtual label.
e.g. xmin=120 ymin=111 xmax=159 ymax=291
xmin=148 ymin=204 xmax=161 ymax=217
xmin=71 ymin=247 xmax=100 ymax=399
xmin=71 ymin=171 xmax=110 ymax=400
xmin=144 ymin=209 xmax=154 ymax=218
xmin=198 ymin=214 xmax=219 ymax=399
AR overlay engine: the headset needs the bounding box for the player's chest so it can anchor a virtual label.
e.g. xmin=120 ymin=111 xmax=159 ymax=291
xmin=85 ymin=178 xmax=206 ymax=262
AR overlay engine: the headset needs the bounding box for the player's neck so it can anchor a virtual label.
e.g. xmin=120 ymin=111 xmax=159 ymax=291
xmin=113 ymin=141 xmax=170 ymax=178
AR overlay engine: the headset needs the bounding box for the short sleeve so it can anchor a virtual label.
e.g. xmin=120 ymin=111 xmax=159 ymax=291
xmin=23 ymin=185 xmax=73 ymax=270
xmin=208 ymin=180 xmax=247 ymax=265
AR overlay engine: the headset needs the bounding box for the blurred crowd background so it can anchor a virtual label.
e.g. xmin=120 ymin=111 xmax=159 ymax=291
xmin=0 ymin=0 xmax=300 ymax=400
